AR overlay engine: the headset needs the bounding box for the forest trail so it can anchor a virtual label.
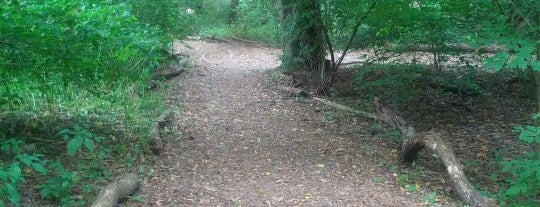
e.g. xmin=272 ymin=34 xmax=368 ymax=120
xmin=123 ymin=40 xmax=458 ymax=206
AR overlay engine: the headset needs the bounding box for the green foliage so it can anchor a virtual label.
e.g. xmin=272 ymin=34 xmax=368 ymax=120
xmin=396 ymin=174 xmax=419 ymax=192
xmin=422 ymin=192 xmax=438 ymax=206
xmin=353 ymin=64 xmax=426 ymax=104
xmin=16 ymin=154 xmax=48 ymax=175
xmin=197 ymin=0 xmax=279 ymax=44
xmin=39 ymin=161 xmax=83 ymax=206
xmin=0 ymin=0 xmax=172 ymax=205
xmin=484 ymin=39 xmax=538 ymax=71
xmin=58 ymin=124 xmax=104 ymax=157
xmin=0 ymin=162 xmax=23 ymax=206
xmin=0 ymin=138 xmax=48 ymax=206
xmin=514 ymin=125 xmax=540 ymax=144
xmin=496 ymin=120 xmax=540 ymax=206
xmin=0 ymin=132 xmax=110 ymax=206
xmin=230 ymin=0 xmax=279 ymax=43
xmin=0 ymin=0 xmax=167 ymax=115
xmin=469 ymin=0 xmax=539 ymax=73
xmin=128 ymin=0 xmax=201 ymax=38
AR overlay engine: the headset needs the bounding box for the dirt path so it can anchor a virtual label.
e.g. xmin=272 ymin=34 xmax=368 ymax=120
xmin=124 ymin=40 xmax=457 ymax=206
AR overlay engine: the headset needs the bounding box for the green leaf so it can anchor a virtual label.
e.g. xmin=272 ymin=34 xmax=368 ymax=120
xmin=422 ymin=192 xmax=437 ymax=205
xmin=0 ymin=169 xmax=7 ymax=181
xmin=532 ymin=61 xmax=540 ymax=71
xmin=31 ymin=163 xmax=48 ymax=175
xmin=84 ymin=137 xmax=95 ymax=152
xmin=484 ymin=53 xmax=508 ymax=70
xmin=57 ymin=128 xmax=71 ymax=139
xmin=18 ymin=155 xmax=32 ymax=166
xmin=6 ymin=183 xmax=20 ymax=204
xmin=536 ymin=167 xmax=540 ymax=181
xmin=406 ymin=184 xmax=418 ymax=192
xmin=506 ymin=184 xmax=521 ymax=196
xmin=516 ymin=126 xmax=540 ymax=143
xmin=67 ymin=137 xmax=83 ymax=157
xmin=506 ymin=183 xmax=529 ymax=196
xmin=9 ymin=163 xmax=21 ymax=181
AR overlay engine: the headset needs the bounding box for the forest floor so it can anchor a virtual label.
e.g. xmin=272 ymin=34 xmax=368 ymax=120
xmin=122 ymin=40 xmax=533 ymax=206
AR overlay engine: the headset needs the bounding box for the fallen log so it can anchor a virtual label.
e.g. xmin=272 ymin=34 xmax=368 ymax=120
xmin=154 ymin=67 xmax=185 ymax=80
xmin=417 ymin=130 xmax=496 ymax=207
xmin=206 ymin=35 xmax=230 ymax=43
xmin=150 ymin=110 xmax=173 ymax=154
xmin=373 ymin=97 xmax=497 ymax=207
xmin=231 ymin=36 xmax=259 ymax=44
xmin=92 ymin=173 xmax=139 ymax=207
xmin=313 ymin=97 xmax=378 ymax=120
xmin=314 ymin=97 xmax=497 ymax=207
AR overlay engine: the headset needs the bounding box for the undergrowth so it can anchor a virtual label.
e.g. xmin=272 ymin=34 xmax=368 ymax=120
xmin=349 ymin=63 xmax=485 ymax=105
xmin=0 ymin=0 xmax=173 ymax=206
xmin=332 ymin=62 xmax=538 ymax=205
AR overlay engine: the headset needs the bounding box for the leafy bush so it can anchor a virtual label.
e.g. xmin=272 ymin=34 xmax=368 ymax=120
xmin=497 ymin=121 xmax=540 ymax=206
xmin=352 ymin=64 xmax=427 ymax=104
xmin=195 ymin=0 xmax=280 ymax=44
xmin=0 ymin=0 xmax=174 ymax=205
xmin=128 ymin=0 xmax=202 ymax=38
xmin=58 ymin=124 xmax=104 ymax=157
xmin=0 ymin=0 xmax=167 ymax=135
xmin=0 ymin=138 xmax=48 ymax=206
xmin=39 ymin=161 xmax=81 ymax=206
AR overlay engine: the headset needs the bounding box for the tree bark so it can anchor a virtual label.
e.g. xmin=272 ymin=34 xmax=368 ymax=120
xmin=535 ymin=0 xmax=540 ymax=157
xmin=150 ymin=110 xmax=172 ymax=154
xmin=277 ymin=0 xmax=290 ymax=27
xmin=229 ymin=0 xmax=239 ymax=24
xmin=92 ymin=173 xmax=139 ymax=207
xmin=281 ymin=0 xmax=327 ymax=93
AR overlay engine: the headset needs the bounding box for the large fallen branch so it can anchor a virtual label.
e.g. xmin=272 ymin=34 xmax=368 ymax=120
xmin=374 ymin=97 xmax=497 ymax=207
xmin=313 ymin=97 xmax=378 ymax=120
xmin=92 ymin=173 xmax=139 ymax=207
xmin=154 ymin=67 xmax=185 ymax=80
xmin=314 ymin=97 xmax=497 ymax=207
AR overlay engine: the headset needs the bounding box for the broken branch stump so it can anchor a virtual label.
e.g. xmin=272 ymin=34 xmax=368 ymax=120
xmin=92 ymin=173 xmax=139 ymax=207
xmin=150 ymin=109 xmax=172 ymax=154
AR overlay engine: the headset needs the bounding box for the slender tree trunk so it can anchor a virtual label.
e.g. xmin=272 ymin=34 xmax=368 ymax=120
xmin=229 ymin=0 xmax=239 ymax=24
xmin=535 ymin=2 xmax=540 ymax=157
xmin=277 ymin=0 xmax=291 ymax=46
xmin=277 ymin=0 xmax=290 ymax=25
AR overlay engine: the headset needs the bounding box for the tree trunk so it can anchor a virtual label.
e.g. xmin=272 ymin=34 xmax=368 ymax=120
xmin=529 ymin=0 xmax=540 ymax=159
xmin=277 ymin=0 xmax=290 ymax=26
xmin=535 ymin=2 xmax=540 ymax=157
xmin=229 ymin=0 xmax=239 ymax=24
xmin=277 ymin=0 xmax=291 ymax=47
xmin=280 ymin=0 xmax=327 ymax=94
